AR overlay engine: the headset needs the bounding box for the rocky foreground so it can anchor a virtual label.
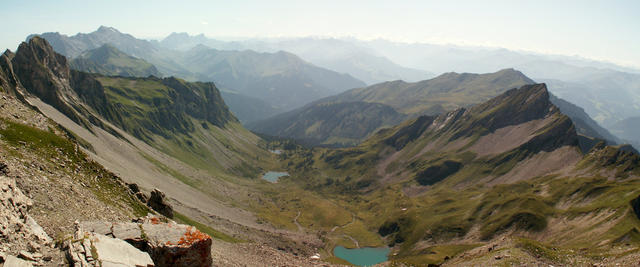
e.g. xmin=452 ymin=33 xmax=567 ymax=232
xmin=1 ymin=170 xmax=214 ymax=267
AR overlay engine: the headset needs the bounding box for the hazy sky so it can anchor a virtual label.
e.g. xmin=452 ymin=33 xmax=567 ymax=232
xmin=3 ymin=0 xmax=639 ymax=68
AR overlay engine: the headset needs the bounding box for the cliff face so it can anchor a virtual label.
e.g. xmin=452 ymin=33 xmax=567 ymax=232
xmin=4 ymin=37 xmax=237 ymax=141
xmin=11 ymin=37 xmax=94 ymax=128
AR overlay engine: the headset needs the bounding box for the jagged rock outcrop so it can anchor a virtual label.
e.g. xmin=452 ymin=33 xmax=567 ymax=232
xmin=9 ymin=37 xmax=101 ymax=131
xmin=0 ymin=50 xmax=24 ymax=98
xmin=80 ymin=216 xmax=212 ymax=267
xmin=0 ymin=175 xmax=54 ymax=266
xmin=148 ymin=189 xmax=173 ymax=219
xmin=127 ymin=182 xmax=149 ymax=203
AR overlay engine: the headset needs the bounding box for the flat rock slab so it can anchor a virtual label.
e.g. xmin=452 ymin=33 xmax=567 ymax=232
xmin=66 ymin=232 xmax=154 ymax=267
xmin=91 ymin=233 xmax=154 ymax=267
xmin=3 ymin=255 xmax=33 ymax=267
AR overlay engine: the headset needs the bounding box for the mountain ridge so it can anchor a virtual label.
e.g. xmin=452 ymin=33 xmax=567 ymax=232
xmin=70 ymin=44 xmax=162 ymax=77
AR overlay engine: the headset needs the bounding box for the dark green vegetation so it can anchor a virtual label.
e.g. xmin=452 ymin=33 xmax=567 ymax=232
xmin=414 ymin=160 xmax=462 ymax=186
xmin=70 ymin=44 xmax=162 ymax=78
xmin=248 ymin=101 xmax=407 ymax=147
xmin=95 ymin=75 xmax=235 ymax=141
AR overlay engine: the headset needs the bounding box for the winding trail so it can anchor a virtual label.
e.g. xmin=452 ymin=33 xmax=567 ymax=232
xmin=343 ymin=234 xmax=360 ymax=248
xmin=293 ymin=211 xmax=303 ymax=232
xmin=329 ymin=212 xmax=360 ymax=248
xmin=331 ymin=212 xmax=356 ymax=232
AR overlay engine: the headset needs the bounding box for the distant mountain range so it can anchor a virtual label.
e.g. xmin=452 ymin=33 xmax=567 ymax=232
xmin=250 ymin=69 xmax=530 ymax=144
xmin=159 ymin=33 xmax=434 ymax=85
xmin=29 ymin=26 xmax=366 ymax=123
xmin=27 ymin=27 xmax=638 ymax=150
xmin=167 ymin=35 xmax=639 ymax=146
xmin=175 ymin=44 xmax=365 ymax=110
xmin=250 ymin=69 xmax=622 ymax=148
xmin=359 ymin=39 xmax=640 ymax=127
xmin=610 ymin=116 xmax=640 ymax=147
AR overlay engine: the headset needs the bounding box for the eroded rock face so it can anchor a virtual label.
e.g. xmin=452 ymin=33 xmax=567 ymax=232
xmin=148 ymin=189 xmax=173 ymax=218
xmin=0 ymin=175 xmax=52 ymax=245
xmin=80 ymin=216 xmax=212 ymax=267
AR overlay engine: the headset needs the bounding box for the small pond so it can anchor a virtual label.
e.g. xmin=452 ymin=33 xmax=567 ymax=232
xmin=333 ymin=246 xmax=390 ymax=266
xmin=262 ymin=171 xmax=289 ymax=183
xmin=269 ymin=149 xmax=283 ymax=155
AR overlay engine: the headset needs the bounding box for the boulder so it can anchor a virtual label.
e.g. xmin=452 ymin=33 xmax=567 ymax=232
xmin=80 ymin=216 xmax=212 ymax=267
xmin=148 ymin=189 xmax=173 ymax=218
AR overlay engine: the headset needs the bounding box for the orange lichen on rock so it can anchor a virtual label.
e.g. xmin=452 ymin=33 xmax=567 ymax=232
xmin=175 ymin=226 xmax=211 ymax=247
xmin=150 ymin=217 xmax=160 ymax=224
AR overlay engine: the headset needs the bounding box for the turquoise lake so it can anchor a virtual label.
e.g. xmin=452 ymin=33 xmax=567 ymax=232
xmin=333 ymin=246 xmax=390 ymax=266
xmin=262 ymin=171 xmax=289 ymax=183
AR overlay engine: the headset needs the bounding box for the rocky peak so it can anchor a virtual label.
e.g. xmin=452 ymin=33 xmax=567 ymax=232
xmin=11 ymin=36 xmax=96 ymax=129
xmin=3 ymin=49 xmax=15 ymax=59
xmin=96 ymin=25 xmax=119 ymax=34
xmin=12 ymin=37 xmax=73 ymax=98
xmin=470 ymin=83 xmax=554 ymax=129
xmin=14 ymin=36 xmax=71 ymax=81
xmin=380 ymin=83 xmax=579 ymax=156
